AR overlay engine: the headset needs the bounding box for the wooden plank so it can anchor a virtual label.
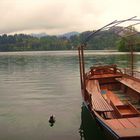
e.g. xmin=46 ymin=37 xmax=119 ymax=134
xmin=90 ymin=73 xmax=122 ymax=80
xmin=106 ymin=119 xmax=140 ymax=138
xmin=106 ymin=90 xmax=124 ymax=106
xmin=116 ymin=77 xmax=140 ymax=93
xmin=86 ymin=80 xmax=113 ymax=112
xmin=115 ymin=128 xmax=140 ymax=138
xmin=106 ymin=119 xmax=124 ymax=129
xmin=128 ymin=117 xmax=140 ymax=128
xmin=118 ymin=118 xmax=136 ymax=128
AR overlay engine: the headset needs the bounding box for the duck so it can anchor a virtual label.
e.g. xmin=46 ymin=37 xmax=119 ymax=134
xmin=49 ymin=115 xmax=55 ymax=127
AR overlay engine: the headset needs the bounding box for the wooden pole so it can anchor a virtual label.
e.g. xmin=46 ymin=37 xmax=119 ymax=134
xmin=78 ymin=45 xmax=86 ymax=97
xmin=78 ymin=46 xmax=83 ymax=90
xmin=81 ymin=45 xmax=86 ymax=94
xmin=130 ymin=43 xmax=134 ymax=76
xmin=128 ymin=37 xmax=134 ymax=76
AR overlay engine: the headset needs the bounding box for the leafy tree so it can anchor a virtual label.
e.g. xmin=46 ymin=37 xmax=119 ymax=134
xmin=117 ymin=35 xmax=140 ymax=52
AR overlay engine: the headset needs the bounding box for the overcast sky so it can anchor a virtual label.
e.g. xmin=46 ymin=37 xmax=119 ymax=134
xmin=0 ymin=0 xmax=140 ymax=35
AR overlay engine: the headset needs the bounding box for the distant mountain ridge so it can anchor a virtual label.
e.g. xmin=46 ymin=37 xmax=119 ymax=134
xmin=58 ymin=32 xmax=79 ymax=39
xmin=31 ymin=33 xmax=48 ymax=38
xmin=30 ymin=32 xmax=79 ymax=39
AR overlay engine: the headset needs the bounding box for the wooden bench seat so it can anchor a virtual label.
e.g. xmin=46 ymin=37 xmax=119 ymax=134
xmin=116 ymin=77 xmax=140 ymax=93
xmin=86 ymin=80 xmax=113 ymax=113
xmin=106 ymin=90 xmax=140 ymax=118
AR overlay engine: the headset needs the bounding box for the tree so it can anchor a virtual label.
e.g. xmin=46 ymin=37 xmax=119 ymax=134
xmin=117 ymin=26 xmax=140 ymax=52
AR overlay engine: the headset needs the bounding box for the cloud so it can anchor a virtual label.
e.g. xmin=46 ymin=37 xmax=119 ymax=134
xmin=0 ymin=0 xmax=140 ymax=34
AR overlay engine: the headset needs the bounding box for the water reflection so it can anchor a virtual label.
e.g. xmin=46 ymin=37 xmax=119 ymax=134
xmin=0 ymin=51 xmax=81 ymax=140
xmin=85 ymin=54 xmax=129 ymax=69
xmin=80 ymin=104 xmax=107 ymax=140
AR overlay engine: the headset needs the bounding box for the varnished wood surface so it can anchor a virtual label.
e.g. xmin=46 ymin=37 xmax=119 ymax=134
xmin=86 ymin=80 xmax=113 ymax=112
xmin=85 ymin=66 xmax=140 ymax=139
xmin=128 ymin=117 xmax=140 ymax=128
xmin=115 ymin=128 xmax=140 ymax=138
xmin=118 ymin=118 xmax=136 ymax=128
xmin=106 ymin=90 xmax=140 ymax=118
xmin=106 ymin=119 xmax=125 ymax=129
xmin=90 ymin=73 xmax=122 ymax=80
xmin=106 ymin=117 xmax=140 ymax=129
xmin=116 ymin=77 xmax=140 ymax=93
xmin=106 ymin=90 xmax=124 ymax=106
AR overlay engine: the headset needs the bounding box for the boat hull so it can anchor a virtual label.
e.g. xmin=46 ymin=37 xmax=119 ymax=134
xmin=83 ymin=101 xmax=118 ymax=140
xmin=83 ymin=101 xmax=140 ymax=140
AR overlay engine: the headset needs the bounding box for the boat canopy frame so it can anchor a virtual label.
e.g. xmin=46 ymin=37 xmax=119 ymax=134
xmin=78 ymin=16 xmax=140 ymax=95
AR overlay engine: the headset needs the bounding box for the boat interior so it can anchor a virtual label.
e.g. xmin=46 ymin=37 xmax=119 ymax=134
xmin=85 ymin=65 xmax=140 ymax=133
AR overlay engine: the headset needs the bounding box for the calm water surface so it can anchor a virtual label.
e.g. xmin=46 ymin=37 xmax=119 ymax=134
xmin=0 ymin=51 xmax=139 ymax=140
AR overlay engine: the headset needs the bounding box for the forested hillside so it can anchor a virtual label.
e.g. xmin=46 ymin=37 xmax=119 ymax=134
xmin=0 ymin=29 xmax=139 ymax=51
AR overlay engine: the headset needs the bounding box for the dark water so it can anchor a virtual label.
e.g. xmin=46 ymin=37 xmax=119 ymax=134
xmin=0 ymin=51 xmax=139 ymax=140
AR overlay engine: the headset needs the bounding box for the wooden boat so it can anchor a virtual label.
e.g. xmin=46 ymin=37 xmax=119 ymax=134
xmin=79 ymin=54 xmax=140 ymax=140
xmin=78 ymin=18 xmax=140 ymax=140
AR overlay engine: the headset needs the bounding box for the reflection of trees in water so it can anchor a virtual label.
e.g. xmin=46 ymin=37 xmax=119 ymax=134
xmin=133 ymin=54 xmax=140 ymax=70
xmin=0 ymin=52 xmax=139 ymax=72
xmin=85 ymin=54 xmax=140 ymax=69
xmin=79 ymin=104 xmax=106 ymax=140
xmin=0 ymin=54 xmax=79 ymax=73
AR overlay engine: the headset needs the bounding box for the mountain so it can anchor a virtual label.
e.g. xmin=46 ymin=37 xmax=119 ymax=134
xmin=58 ymin=32 xmax=79 ymax=39
xmin=30 ymin=32 xmax=79 ymax=39
xmin=30 ymin=33 xmax=48 ymax=38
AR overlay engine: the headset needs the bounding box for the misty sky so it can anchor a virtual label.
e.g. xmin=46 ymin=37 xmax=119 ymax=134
xmin=1 ymin=0 xmax=140 ymax=35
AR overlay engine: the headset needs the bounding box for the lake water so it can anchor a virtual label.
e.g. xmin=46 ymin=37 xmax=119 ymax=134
xmin=0 ymin=50 xmax=139 ymax=140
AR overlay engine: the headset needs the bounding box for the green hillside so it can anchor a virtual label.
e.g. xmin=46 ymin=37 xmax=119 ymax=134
xmin=0 ymin=29 xmax=139 ymax=51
